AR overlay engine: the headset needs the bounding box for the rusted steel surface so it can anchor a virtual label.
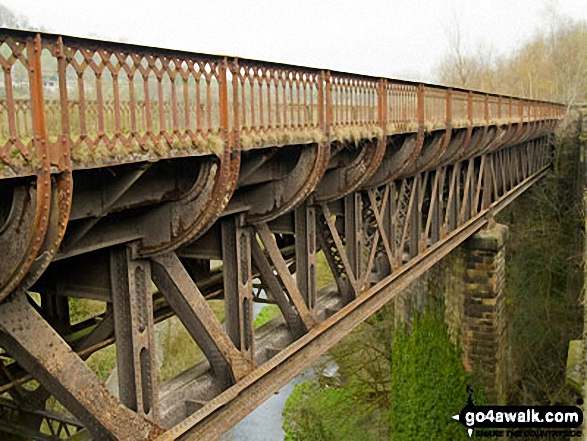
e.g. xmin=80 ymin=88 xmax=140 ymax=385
xmin=0 ymin=294 xmax=163 ymax=440
xmin=0 ymin=27 xmax=567 ymax=441
xmin=157 ymin=158 xmax=550 ymax=441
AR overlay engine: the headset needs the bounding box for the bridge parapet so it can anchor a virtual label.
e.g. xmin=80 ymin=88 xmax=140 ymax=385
xmin=0 ymin=28 xmax=565 ymax=180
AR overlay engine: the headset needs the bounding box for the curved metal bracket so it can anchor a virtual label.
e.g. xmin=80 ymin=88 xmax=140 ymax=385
xmin=465 ymin=125 xmax=489 ymax=159
xmin=314 ymin=137 xmax=385 ymax=203
xmin=364 ymin=134 xmax=415 ymax=188
xmin=138 ymin=147 xmax=240 ymax=257
xmin=400 ymin=128 xmax=451 ymax=177
xmin=472 ymin=125 xmax=500 ymax=157
xmin=18 ymin=172 xmax=73 ymax=291
xmin=245 ymin=142 xmax=330 ymax=224
xmin=0 ymin=35 xmax=53 ymax=302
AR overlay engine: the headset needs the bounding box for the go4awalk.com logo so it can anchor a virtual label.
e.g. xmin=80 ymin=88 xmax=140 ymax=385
xmin=451 ymin=387 xmax=584 ymax=438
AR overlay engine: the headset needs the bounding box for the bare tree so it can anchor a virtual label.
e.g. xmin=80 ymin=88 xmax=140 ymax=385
xmin=437 ymin=13 xmax=496 ymax=91
xmin=0 ymin=4 xmax=30 ymax=30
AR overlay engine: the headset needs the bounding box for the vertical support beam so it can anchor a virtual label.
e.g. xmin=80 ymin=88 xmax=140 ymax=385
xmin=459 ymin=159 xmax=473 ymax=224
xmin=222 ymin=214 xmax=254 ymax=359
xmin=409 ymin=176 xmax=420 ymax=258
xmin=388 ymin=181 xmax=399 ymax=269
xmin=40 ymin=290 xmax=70 ymax=335
xmin=0 ymin=295 xmax=159 ymax=440
xmin=218 ymin=57 xmax=230 ymax=142
xmin=344 ymin=192 xmax=362 ymax=300
xmin=295 ymin=201 xmax=317 ymax=311
xmin=447 ymin=163 xmax=459 ymax=233
xmin=111 ymin=244 xmax=158 ymax=422
xmin=484 ymin=94 xmax=489 ymax=124
xmin=482 ymin=154 xmax=493 ymax=209
xmin=430 ymin=169 xmax=441 ymax=244
xmin=461 ymin=223 xmax=509 ymax=404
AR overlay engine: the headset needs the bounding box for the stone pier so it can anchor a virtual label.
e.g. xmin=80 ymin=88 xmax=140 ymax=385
xmin=393 ymin=222 xmax=510 ymax=405
xmin=460 ymin=223 xmax=509 ymax=405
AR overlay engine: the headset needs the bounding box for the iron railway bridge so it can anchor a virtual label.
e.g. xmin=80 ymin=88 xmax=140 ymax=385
xmin=0 ymin=29 xmax=566 ymax=440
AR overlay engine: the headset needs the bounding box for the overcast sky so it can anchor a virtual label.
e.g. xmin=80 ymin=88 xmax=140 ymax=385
xmin=3 ymin=0 xmax=587 ymax=82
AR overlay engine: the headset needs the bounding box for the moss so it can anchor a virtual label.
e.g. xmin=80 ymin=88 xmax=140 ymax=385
xmin=453 ymin=119 xmax=471 ymax=128
xmin=7 ymin=146 xmax=28 ymax=168
xmin=266 ymin=131 xmax=278 ymax=146
xmin=71 ymin=143 xmax=92 ymax=164
xmin=332 ymin=124 xmax=384 ymax=145
xmin=309 ymin=128 xmax=327 ymax=144
xmin=92 ymin=144 xmax=113 ymax=162
xmin=387 ymin=121 xmax=419 ymax=134
xmin=282 ymin=130 xmax=294 ymax=145
xmin=152 ymin=142 xmax=168 ymax=157
xmin=425 ymin=121 xmax=446 ymax=132
xmin=240 ymin=128 xmax=327 ymax=151
xmin=240 ymin=133 xmax=254 ymax=151
xmin=205 ymin=134 xmax=225 ymax=157
xmin=113 ymin=143 xmax=130 ymax=158
xmin=316 ymin=250 xmax=334 ymax=290
xmin=175 ymin=138 xmax=193 ymax=152
xmin=128 ymin=138 xmax=142 ymax=154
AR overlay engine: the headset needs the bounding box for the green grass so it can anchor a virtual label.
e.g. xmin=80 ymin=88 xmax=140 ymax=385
xmin=254 ymin=304 xmax=281 ymax=328
xmin=157 ymin=299 xmax=225 ymax=383
xmin=316 ymin=250 xmax=334 ymax=290
xmin=86 ymin=344 xmax=117 ymax=382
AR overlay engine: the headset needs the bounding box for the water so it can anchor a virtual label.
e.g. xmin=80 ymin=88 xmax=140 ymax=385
xmin=221 ymin=353 xmax=338 ymax=440
xmin=220 ymin=369 xmax=315 ymax=441
xmin=222 ymin=291 xmax=314 ymax=441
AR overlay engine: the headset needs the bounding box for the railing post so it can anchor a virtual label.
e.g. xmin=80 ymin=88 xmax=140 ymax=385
xmin=219 ymin=57 xmax=231 ymax=147
xmin=230 ymin=58 xmax=240 ymax=145
xmin=497 ymin=96 xmax=502 ymax=120
xmin=322 ymin=71 xmax=332 ymax=135
xmin=378 ymin=78 xmax=387 ymax=138
xmin=446 ymin=88 xmax=452 ymax=126
xmin=417 ymin=84 xmax=424 ymax=128
xmin=55 ymin=36 xmax=71 ymax=170
xmin=28 ymin=33 xmax=49 ymax=172
xmin=484 ymin=94 xmax=489 ymax=124
xmin=467 ymin=90 xmax=473 ymax=125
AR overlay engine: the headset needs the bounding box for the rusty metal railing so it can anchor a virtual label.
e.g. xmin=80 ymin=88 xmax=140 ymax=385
xmin=0 ymin=28 xmax=566 ymax=179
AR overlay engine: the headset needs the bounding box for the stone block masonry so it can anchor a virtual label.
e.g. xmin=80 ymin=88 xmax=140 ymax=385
xmin=461 ymin=223 xmax=509 ymax=405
